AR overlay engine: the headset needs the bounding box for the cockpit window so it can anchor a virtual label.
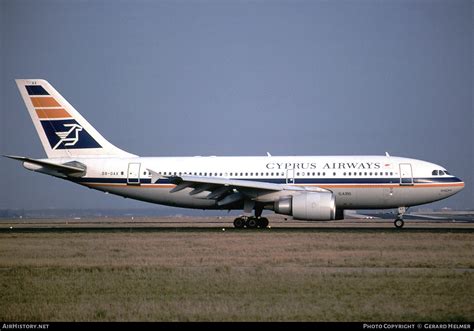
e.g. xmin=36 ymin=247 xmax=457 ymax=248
xmin=432 ymin=169 xmax=450 ymax=176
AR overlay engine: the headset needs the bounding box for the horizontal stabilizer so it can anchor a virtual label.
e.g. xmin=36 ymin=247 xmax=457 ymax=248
xmin=4 ymin=155 xmax=86 ymax=177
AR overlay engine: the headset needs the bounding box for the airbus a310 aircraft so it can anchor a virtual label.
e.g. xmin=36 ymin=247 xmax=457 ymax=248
xmin=5 ymin=79 xmax=465 ymax=228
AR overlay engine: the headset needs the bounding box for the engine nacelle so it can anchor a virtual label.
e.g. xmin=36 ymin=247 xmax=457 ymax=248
xmin=274 ymin=192 xmax=337 ymax=221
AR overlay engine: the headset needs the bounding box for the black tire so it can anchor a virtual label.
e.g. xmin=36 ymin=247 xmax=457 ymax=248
xmin=394 ymin=218 xmax=404 ymax=229
xmin=258 ymin=217 xmax=269 ymax=228
xmin=246 ymin=217 xmax=258 ymax=229
xmin=233 ymin=217 xmax=245 ymax=229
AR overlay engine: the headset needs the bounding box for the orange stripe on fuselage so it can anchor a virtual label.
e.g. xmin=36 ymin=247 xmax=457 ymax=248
xmin=30 ymin=97 xmax=61 ymax=108
xmin=314 ymin=183 xmax=465 ymax=189
xmin=81 ymin=182 xmax=464 ymax=189
xmin=36 ymin=108 xmax=71 ymax=119
xmin=83 ymin=183 xmax=176 ymax=188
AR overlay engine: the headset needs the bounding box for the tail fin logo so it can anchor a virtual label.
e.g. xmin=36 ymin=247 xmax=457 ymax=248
xmin=41 ymin=119 xmax=102 ymax=150
xmin=53 ymin=123 xmax=83 ymax=149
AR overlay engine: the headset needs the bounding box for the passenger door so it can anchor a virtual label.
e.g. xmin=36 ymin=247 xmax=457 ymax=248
xmin=127 ymin=163 xmax=141 ymax=185
xmin=399 ymin=163 xmax=413 ymax=186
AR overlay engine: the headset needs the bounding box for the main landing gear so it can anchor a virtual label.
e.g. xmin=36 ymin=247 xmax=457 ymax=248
xmin=233 ymin=216 xmax=269 ymax=229
xmin=394 ymin=207 xmax=407 ymax=229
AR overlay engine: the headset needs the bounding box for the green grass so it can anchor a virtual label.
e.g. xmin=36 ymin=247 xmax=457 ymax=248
xmin=0 ymin=231 xmax=473 ymax=321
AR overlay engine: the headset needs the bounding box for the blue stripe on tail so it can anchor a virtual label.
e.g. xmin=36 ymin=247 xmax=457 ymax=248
xmin=26 ymin=85 xmax=49 ymax=95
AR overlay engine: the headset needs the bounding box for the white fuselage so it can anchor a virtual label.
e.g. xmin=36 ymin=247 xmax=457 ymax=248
xmin=13 ymin=79 xmax=465 ymax=226
xmin=45 ymin=155 xmax=464 ymax=211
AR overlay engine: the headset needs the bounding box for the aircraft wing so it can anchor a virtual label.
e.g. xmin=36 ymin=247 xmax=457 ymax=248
xmin=147 ymin=168 xmax=329 ymax=206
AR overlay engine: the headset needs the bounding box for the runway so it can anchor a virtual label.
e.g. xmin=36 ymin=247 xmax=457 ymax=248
xmin=1 ymin=216 xmax=473 ymax=233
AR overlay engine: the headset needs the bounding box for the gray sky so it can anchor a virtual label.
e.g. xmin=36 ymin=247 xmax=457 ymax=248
xmin=0 ymin=0 xmax=472 ymax=211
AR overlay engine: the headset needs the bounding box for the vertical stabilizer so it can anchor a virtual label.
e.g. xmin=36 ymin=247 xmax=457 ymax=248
xmin=15 ymin=79 xmax=135 ymax=158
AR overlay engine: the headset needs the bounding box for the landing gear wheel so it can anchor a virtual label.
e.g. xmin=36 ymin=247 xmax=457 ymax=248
xmin=246 ymin=217 xmax=258 ymax=229
xmin=258 ymin=217 xmax=269 ymax=228
xmin=233 ymin=217 xmax=245 ymax=229
xmin=394 ymin=218 xmax=404 ymax=229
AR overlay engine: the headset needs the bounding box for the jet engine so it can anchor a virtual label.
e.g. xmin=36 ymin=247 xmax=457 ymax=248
xmin=273 ymin=192 xmax=341 ymax=221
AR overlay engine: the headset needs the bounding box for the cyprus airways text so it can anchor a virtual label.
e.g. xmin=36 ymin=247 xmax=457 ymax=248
xmin=266 ymin=162 xmax=382 ymax=170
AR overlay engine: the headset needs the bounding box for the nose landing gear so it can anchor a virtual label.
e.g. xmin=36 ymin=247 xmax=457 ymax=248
xmin=394 ymin=207 xmax=407 ymax=229
xmin=394 ymin=218 xmax=404 ymax=228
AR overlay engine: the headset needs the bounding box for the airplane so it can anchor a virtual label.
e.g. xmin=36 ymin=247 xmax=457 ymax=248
xmin=4 ymin=79 xmax=465 ymax=229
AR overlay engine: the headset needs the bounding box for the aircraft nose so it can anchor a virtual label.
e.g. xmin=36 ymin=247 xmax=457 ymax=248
xmin=454 ymin=177 xmax=465 ymax=193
